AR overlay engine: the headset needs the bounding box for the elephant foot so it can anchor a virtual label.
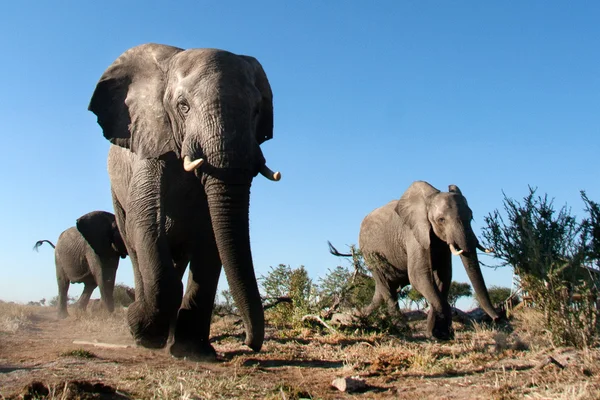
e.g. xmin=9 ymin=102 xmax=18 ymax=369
xmin=127 ymin=302 xmax=171 ymax=349
xmin=169 ymin=340 xmax=218 ymax=362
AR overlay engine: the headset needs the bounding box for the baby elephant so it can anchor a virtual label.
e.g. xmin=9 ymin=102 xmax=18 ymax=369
xmin=34 ymin=211 xmax=128 ymax=318
xmin=331 ymin=181 xmax=499 ymax=340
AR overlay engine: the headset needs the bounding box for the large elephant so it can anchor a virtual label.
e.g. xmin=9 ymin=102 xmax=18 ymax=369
xmin=330 ymin=181 xmax=499 ymax=340
xmin=34 ymin=211 xmax=128 ymax=318
xmin=88 ymin=43 xmax=279 ymax=361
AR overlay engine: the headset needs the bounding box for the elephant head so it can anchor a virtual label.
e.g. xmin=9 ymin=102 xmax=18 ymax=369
xmin=76 ymin=210 xmax=127 ymax=313
xmin=76 ymin=211 xmax=127 ymax=259
xmin=395 ymin=181 xmax=499 ymax=321
xmin=88 ymin=44 xmax=278 ymax=351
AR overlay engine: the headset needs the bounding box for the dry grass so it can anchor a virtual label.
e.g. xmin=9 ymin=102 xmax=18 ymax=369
xmin=1 ymin=304 xmax=599 ymax=399
xmin=0 ymin=300 xmax=37 ymax=333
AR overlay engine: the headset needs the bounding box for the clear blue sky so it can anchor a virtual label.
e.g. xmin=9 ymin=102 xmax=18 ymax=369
xmin=1 ymin=1 xmax=598 ymax=310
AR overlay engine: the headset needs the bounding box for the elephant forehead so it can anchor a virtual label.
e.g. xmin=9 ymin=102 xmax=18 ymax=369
xmin=170 ymin=49 xmax=250 ymax=80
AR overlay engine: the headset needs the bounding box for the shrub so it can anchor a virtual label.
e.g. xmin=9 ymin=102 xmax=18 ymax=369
xmin=260 ymin=264 xmax=316 ymax=328
xmin=113 ymin=283 xmax=135 ymax=307
xmin=483 ymin=188 xmax=600 ymax=348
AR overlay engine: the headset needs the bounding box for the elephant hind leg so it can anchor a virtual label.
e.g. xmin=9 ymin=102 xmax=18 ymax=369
xmin=56 ymin=271 xmax=70 ymax=319
xmin=170 ymin=249 xmax=221 ymax=362
xmin=77 ymin=281 xmax=97 ymax=312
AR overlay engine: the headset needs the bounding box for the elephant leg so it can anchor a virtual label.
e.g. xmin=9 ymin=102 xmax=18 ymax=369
xmin=56 ymin=269 xmax=70 ymax=319
xmin=77 ymin=281 xmax=97 ymax=311
xmin=124 ymin=164 xmax=183 ymax=349
xmin=170 ymin=246 xmax=222 ymax=362
xmin=98 ymin=266 xmax=117 ymax=313
xmin=359 ymin=289 xmax=384 ymax=317
xmin=408 ymin=264 xmax=452 ymax=341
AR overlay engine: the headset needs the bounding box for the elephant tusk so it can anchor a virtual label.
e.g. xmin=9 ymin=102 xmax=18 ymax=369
xmin=259 ymin=165 xmax=281 ymax=181
xmin=183 ymin=156 xmax=204 ymax=172
xmin=477 ymin=243 xmax=494 ymax=253
xmin=449 ymin=243 xmax=464 ymax=256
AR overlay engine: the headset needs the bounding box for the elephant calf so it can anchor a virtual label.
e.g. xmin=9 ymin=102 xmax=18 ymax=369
xmin=34 ymin=211 xmax=128 ymax=318
xmin=330 ymin=181 xmax=499 ymax=340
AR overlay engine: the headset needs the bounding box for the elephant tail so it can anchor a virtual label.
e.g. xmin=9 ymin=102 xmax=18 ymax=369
xmin=327 ymin=241 xmax=352 ymax=257
xmin=33 ymin=240 xmax=56 ymax=251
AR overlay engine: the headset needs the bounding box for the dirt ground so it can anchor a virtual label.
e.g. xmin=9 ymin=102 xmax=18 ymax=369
xmin=0 ymin=303 xmax=599 ymax=399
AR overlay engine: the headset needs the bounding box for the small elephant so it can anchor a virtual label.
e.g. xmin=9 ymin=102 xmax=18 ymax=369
xmin=330 ymin=181 xmax=499 ymax=340
xmin=88 ymin=43 xmax=279 ymax=360
xmin=34 ymin=211 xmax=128 ymax=318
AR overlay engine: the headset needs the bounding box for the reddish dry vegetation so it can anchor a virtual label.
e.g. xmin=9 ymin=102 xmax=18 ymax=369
xmin=0 ymin=302 xmax=599 ymax=399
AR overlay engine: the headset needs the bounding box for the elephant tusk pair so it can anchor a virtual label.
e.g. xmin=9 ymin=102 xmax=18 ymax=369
xmin=183 ymin=156 xmax=281 ymax=182
xmin=183 ymin=156 xmax=205 ymax=172
xmin=477 ymin=243 xmax=494 ymax=253
xmin=259 ymin=165 xmax=281 ymax=181
xmin=449 ymin=244 xmax=464 ymax=256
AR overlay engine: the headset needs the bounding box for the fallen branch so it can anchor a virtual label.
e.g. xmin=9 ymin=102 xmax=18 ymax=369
xmin=263 ymin=296 xmax=293 ymax=311
xmin=73 ymin=340 xmax=130 ymax=349
xmin=302 ymin=315 xmax=338 ymax=333
xmin=535 ymin=356 xmax=565 ymax=371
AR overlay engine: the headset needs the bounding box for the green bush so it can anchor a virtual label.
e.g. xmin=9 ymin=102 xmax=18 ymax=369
xmin=113 ymin=283 xmax=135 ymax=307
xmin=483 ymin=188 xmax=600 ymax=348
xmin=260 ymin=264 xmax=316 ymax=329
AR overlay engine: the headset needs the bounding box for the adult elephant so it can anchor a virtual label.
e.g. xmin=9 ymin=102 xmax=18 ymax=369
xmin=330 ymin=181 xmax=499 ymax=340
xmin=34 ymin=211 xmax=128 ymax=318
xmin=88 ymin=43 xmax=280 ymax=361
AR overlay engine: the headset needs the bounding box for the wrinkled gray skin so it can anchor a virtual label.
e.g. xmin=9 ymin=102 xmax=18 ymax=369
xmin=33 ymin=211 xmax=127 ymax=318
xmin=88 ymin=43 xmax=277 ymax=361
xmin=356 ymin=181 xmax=499 ymax=340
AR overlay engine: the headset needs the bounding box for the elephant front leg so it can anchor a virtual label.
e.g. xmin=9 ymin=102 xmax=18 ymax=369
xmin=408 ymin=248 xmax=453 ymax=340
xmin=170 ymin=246 xmax=222 ymax=362
xmin=125 ymin=163 xmax=183 ymax=349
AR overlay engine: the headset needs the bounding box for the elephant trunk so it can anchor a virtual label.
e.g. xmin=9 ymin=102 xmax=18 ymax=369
xmin=205 ymin=179 xmax=264 ymax=351
xmin=451 ymin=227 xmax=499 ymax=321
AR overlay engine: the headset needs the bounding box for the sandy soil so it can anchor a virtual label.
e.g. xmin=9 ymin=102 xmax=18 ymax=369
xmin=0 ymin=305 xmax=599 ymax=399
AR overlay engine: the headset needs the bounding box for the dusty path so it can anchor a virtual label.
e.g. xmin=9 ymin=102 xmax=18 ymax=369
xmin=0 ymin=305 xmax=599 ymax=399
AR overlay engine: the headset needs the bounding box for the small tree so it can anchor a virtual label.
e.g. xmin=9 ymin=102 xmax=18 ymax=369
xmin=478 ymin=286 xmax=515 ymax=307
xmin=448 ymin=281 xmax=472 ymax=308
xmin=318 ymin=245 xmax=375 ymax=312
xmin=213 ymin=289 xmax=237 ymax=317
xmin=113 ymin=283 xmax=135 ymax=307
xmin=407 ymin=287 xmax=427 ymax=310
xmin=483 ymin=188 xmax=600 ymax=347
xmin=260 ymin=264 xmax=315 ymax=328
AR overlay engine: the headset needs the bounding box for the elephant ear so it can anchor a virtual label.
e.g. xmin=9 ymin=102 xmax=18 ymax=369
xmin=88 ymin=43 xmax=184 ymax=159
xmin=395 ymin=181 xmax=440 ymax=249
xmin=448 ymin=185 xmax=463 ymax=196
xmin=76 ymin=211 xmax=117 ymax=258
xmin=240 ymin=55 xmax=273 ymax=145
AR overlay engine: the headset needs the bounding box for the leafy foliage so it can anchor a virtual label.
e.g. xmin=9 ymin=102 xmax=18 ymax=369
xmin=260 ymin=264 xmax=316 ymax=328
xmin=483 ymin=188 xmax=600 ymax=347
xmin=448 ymin=282 xmax=473 ymax=308
xmin=113 ymin=283 xmax=135 ymax=307
xmin=213 ymin=289 xmax=237 ymax=317
xmin=479 ymin=286 xmax=515 ymax=307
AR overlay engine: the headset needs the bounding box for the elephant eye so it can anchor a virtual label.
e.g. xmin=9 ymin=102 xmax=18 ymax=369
xmin=178 ymin=100 xmax=190 ymax=114
xmin=438 ymin=217 xmax=445 ymax=224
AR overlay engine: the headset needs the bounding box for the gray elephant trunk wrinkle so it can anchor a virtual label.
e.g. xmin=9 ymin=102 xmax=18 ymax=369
xmin=205 ymin=179 xmax=264 ymax=351
xmin=460 ymin=252 xmax=499 ymax=321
